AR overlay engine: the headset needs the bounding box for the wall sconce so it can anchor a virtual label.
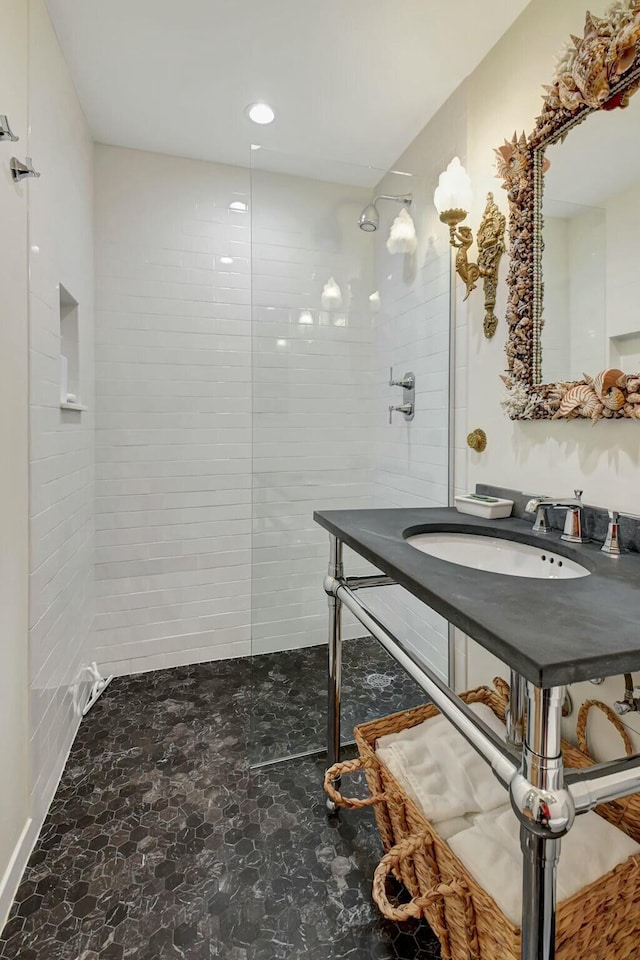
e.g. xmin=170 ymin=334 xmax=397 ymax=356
xmin=434 ymin=157 xmax=506 ymax=339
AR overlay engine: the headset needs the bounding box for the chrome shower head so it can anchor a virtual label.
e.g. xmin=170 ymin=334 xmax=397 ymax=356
xmin=358 ymin=203 xmax=380 ymax=232
xmin=358 ymin=194 xmax=413 ymax=231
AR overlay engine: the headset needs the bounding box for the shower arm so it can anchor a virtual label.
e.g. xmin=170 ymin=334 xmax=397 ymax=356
xmin=374 ymin=194 xmax=412 ymax=206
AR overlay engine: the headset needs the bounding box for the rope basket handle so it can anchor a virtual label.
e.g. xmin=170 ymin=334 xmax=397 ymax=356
xmin=373 ymin=833 xmax=470 ymax=921
xmin=576 ymin=699 xmax=634 ymax=758
xmin=492 ymin=676 xmax=510 ymax=703
xmin=323 ymin=757 xmax=386 ymax=809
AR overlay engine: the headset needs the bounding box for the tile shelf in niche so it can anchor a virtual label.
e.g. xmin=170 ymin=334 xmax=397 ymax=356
xmin=60 ymin=401 xmax=87 ymax=411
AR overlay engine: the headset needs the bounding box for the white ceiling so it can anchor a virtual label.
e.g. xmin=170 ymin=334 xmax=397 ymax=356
xmin=45 ymin=0 xmax=530 ymax=184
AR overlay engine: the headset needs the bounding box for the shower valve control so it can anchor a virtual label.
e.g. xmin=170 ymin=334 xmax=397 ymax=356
xmin=388 ymin=403 xmax=414 ymax=424
xmin=388 ymin=368 xmax=415 ymax=423
xmin=389 ymin=367 xmax=415 ymax=390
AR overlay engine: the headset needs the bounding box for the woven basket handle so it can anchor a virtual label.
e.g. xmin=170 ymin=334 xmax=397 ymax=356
xmin=576 ymin=699 xmax=634 ymax=758
xmin=373 ymin=833 xmax=470 ymax=920
xmin=493 ymin=676 xmax=510 ymax=703
xmin=323 ymin=757 xmax=385 ymax=809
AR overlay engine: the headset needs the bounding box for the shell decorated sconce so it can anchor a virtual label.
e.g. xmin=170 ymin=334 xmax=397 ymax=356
xmin=494 ymin=0 xmax=640 ymax=422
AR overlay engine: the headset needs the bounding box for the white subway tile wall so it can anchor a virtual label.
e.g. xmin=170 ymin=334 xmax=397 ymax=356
xmin=93 ymin=146 xmax=253 ymax=674
xmin=27 ymin=0 xmax=95 ymax=824
xmin=365 ymin=101 xmax=468 ymax=681
xmin=250 ymin=166 xmax=378 ymax=654
xmin=93 ymin=145 xmax=462 ymax=682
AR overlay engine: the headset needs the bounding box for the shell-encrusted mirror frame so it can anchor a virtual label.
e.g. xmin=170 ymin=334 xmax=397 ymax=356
xmin=496 ymin=3 xmax=640 ymax=421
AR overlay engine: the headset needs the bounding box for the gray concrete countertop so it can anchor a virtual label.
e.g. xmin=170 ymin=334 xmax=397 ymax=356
xmin=313 ymin=507 xmax=640 ymax=687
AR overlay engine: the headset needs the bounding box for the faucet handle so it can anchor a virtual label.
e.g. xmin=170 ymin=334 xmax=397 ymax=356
xmin=389 ymin=402 xmax=414 ymax=424
xmin=389 ymin=367 xmax=415 ymax=390
xmin=574 ymin=489 xmax=583 ymax=503
xmin=602 ymin=509 xmax=622 ymax=558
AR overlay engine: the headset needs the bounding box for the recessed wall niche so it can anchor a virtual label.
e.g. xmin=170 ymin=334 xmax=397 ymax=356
xmin=59 ymin=284 xmax=86 ymax=411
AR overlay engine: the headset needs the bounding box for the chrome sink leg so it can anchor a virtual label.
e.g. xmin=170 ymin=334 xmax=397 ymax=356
xmin=511 ymin=684 xmax=575 ymax=960
xmin=506 ymin=669 xmax=526 ymax=750
xmin=325 ymin=535 xmax=343 ymax=813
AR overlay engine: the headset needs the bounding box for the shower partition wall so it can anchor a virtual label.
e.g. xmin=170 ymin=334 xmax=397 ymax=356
xmin=249 ymin=150 xmax=451 ymax=766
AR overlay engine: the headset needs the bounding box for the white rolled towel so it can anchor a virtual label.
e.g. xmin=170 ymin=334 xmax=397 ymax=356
xmin=448 ymin=805 xmax=640 ymax=924
xmin=375 ymin=703 xmax=507 ymax=824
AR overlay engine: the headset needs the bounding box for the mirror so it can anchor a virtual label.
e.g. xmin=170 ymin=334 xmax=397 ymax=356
xmin=497 ymin=4 xmax=640 ymax=421
xmin=541 ymin=92 xmax=640 ymax=384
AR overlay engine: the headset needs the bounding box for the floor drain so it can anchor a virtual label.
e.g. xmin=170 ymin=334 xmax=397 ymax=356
xmin=365 ymin=673 xmax=394 ymax=690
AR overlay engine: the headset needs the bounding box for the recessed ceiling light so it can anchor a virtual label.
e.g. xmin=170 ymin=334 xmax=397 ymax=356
xmin=251 ymin=143 xmax=262 ymax=151
xmin=219 ymin=256 xmax=234 ymax=265
xmin=229 ymin=201 xmax=248 ymax=212
xmin=246 ymin=102 xmax=275 ymax=125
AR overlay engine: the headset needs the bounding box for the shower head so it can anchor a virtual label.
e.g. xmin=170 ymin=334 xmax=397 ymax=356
xmin=358 ymin=203 xmax=379 ymax=232
xmin=358 ymin=194 xmax=413 ymax=231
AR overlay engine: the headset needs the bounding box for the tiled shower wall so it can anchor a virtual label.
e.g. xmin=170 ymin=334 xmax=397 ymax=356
xmin=250 ymin=165 xmax=377 ymax=654
xmin=93 ymin=148 xmax=378 ymax=673
xmin=93 ymin=146 xmax=252 ymax=675
xmin=27 ymin=0 xmax=95 ymax=825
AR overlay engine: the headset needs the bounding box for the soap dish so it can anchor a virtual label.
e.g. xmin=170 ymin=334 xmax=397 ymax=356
xmin=455 ymin=494 xmax=513 ymax=519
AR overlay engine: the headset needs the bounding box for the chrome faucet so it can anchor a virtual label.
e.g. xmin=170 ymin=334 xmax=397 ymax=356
xmin=601 ymin=509 xmax=640 ymax=557
xmin=601 ymin=510 xmax=621 ymax=558
xmin=525 ymin=490 xmax=588 ymax=543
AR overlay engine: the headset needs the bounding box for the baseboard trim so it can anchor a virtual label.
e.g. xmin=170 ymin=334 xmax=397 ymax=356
xmin=0 ymin=687 xmax=88 ymax=933
xmin=0 ymin=816 xmax=35 ymax=930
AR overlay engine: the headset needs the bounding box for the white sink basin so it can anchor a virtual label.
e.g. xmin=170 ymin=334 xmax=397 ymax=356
xmin=405 ymin=532 xmax=590 ymax=580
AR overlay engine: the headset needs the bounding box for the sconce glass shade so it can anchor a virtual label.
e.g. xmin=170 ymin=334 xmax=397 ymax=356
xmin=321 ymin=276 xmax=343 ymax=309
xmin=433 ymin=157 xmax=473 ymax=218
xmin=386 ymin=207 xmax=417 ymax=255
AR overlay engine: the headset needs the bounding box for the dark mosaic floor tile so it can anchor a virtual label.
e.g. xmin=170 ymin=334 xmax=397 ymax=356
xmin=250 ymin=637 xmax=426 ymax=765
xmin=0 ymin=641 xmax=440 ymax=960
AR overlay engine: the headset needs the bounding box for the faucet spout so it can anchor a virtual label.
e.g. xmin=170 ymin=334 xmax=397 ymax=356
xmin=526 ymin=490 xmax=588 ymax=543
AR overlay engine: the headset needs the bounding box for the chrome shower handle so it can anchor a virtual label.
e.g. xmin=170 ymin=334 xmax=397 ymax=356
xmin=389 ymin=367 xmax=415 ymax=390
xmin=10 ymin=156 xmax=40 ymax=182
xmin=389 ymin=403 xmax=414 ymax=424
xmin=0 ymin=115 xmax=18 ymax=142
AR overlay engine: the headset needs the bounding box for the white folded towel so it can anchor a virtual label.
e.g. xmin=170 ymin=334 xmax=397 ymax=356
xmin=436 ymin=815 xmax=477 ymax=841
xmin=448 ymin=806 xmax=640 ymax=924
xmin=375 ymin=703 xmax=507 ymax=824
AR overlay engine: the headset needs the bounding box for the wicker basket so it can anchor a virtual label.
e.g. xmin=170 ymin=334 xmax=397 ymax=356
xmin=323 ymin=682 xmax=640 ymax=960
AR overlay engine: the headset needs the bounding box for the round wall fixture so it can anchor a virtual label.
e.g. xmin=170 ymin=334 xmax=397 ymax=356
xmin=246 ymin=103 xmax=275 ymax=124
xmin=467 ymin=428 xmax=487 ymax=452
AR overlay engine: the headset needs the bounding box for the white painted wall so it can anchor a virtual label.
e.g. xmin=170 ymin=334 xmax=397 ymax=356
xmin=0 ymin=0 xmax=94 ymax=926
xmin=27 ymin=0 xmax=95 ymax=827
xmin=541 ymin=216 xmax=570 ymax=384
xmin=415 ymin=0 xmax=640 ymax=747
xmin=250 ymin=164 xmax=376 ymax=654
xmin=567 ymin=207 xmax=606 ymax=379
xmin=462 ymin=0 xmax=640 ymax=515
xmin=0 ymin=0 xmax=31 ymax=928
xmin=607 ymin=185 xmax=640 ymax=369
xmin=93 ymin=145 xmax=252 ymax=675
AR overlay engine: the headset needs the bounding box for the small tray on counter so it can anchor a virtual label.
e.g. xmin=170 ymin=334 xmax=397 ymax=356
xmin=455 ymin=494 xmax=513 ymax=520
